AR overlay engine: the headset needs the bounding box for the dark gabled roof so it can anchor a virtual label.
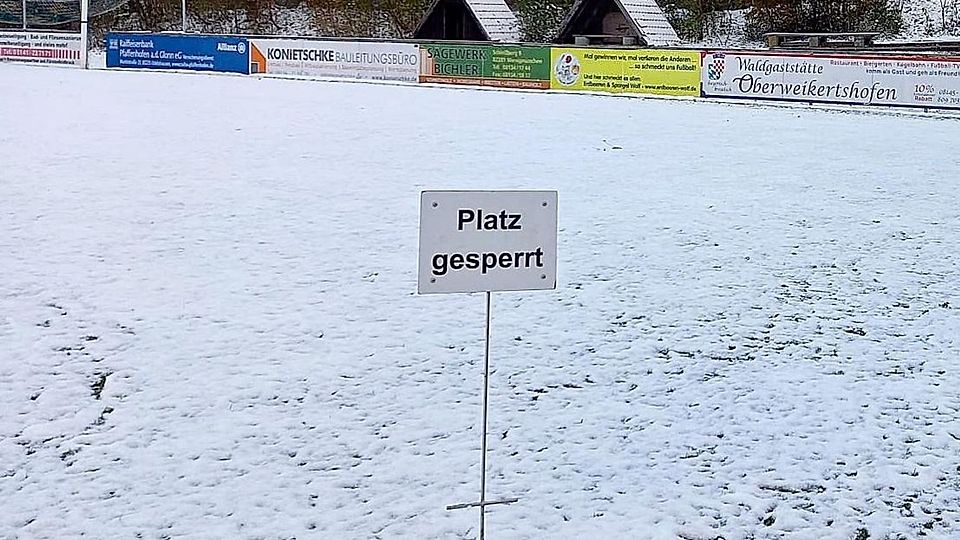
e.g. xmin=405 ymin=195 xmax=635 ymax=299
xmin=413 ymin=0 xmax=520 ymax=42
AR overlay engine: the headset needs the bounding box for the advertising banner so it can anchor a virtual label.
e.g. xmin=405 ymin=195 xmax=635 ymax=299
xmin=0 ymin=31 xmax=81 ymax=67
xmin=702 ymin=51 xmax=960 ymax=109
xmin=549 ymin=48 xmax=700 ymax=96
xmin=106 ymin=33 xmax=249 ymax=74
xmin=250 ymin=39 xmax=419 ymax=82
xmin=419 ymin=44 xmax=551 ymax=89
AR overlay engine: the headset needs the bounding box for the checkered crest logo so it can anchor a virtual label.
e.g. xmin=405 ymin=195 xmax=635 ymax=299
xmin=708 ymin=53 xmax=726 ymax=81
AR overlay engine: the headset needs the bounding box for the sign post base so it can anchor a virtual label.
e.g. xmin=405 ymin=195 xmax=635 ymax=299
xmin=446 ymin=497 xmax=520 ymax=511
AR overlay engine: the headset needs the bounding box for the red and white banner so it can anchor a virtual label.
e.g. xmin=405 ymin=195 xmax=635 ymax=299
xmin=702 ymin=50 xmax=960 ymax=109
xmin=0 ymin=31 xmax=82 ymax=67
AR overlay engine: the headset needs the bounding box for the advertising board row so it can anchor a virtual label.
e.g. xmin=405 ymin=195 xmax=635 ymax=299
xmin=98 ymin=32 xmax=960 ymax=111
xmin=1 ymin=31 xmax=82 ymax=67
xmin=102 ymin=33 xmax=704 ymax=97
xmin=416 ymin=44 xmax=702 ymax=96
xmin=105 ymin=33 xmax=421 ymax=82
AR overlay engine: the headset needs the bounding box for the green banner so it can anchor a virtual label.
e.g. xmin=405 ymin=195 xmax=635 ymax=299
xmin=419 ymin=44 xmax=550 ymax=89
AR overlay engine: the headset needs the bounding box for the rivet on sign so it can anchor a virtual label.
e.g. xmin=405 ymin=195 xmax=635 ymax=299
xmin=432 ymin=202 xmax=438 ymax=208
xmin=430 ymin=278 xmax=436 ymax=283
xmin=540 ymin=274 xmax=546 ymax=279
xmin=542 ymin=202 xmax=548 ymax=207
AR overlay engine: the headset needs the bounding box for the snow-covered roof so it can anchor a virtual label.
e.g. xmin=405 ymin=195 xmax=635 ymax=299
xmin=414 ymin=0 xmax=520 ymax=42
xmin=618 ymin=0 xmax=681 ymax=46
xmin=464 ymin=0 xmax=520 ymax=41
xmin=558 ymin=0 xmax=681 ymax=47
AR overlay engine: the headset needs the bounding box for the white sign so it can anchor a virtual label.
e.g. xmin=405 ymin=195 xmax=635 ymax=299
xmin=249 ymin=39 xmax=419 ymax=82
xmin=0 ymin=31 xmax=82 ymax=67
xmin=703 ymin=51 xmax=960 ymax=109
xmin=419 ymin=190 xmax=558 ymax=294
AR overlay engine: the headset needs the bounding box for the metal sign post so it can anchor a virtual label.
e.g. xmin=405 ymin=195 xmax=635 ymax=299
xmin=443 ymin=291 xmax=519 ymax=538
xmin=479 ymin=291 xmax=493 ymax=537
xmin=418 ymin=190 xmax=558 ymax=540
xmin=79 ymin=0 xmax=89 ymax=69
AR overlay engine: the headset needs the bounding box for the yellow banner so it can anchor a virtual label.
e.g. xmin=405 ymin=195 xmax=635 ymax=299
xmin=550 ymin=48 xmax=701 ymax=96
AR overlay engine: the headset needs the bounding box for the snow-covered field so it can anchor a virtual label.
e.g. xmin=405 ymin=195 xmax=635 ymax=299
xmin=2 ymin=64 xmax=960 ymax=540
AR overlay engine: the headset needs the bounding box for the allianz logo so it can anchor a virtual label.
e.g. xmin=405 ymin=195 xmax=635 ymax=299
xmin=217 ymin=41 xmax=246 ymax=54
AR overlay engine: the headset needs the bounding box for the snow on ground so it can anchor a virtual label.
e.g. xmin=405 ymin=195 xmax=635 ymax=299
xmin=900 ymin=0 xmax=960 ymax=40
xmin=1 ymin=64 xmax=960 ymax=540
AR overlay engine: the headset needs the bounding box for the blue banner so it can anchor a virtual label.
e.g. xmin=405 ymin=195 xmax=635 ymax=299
xmin=106 ymin=33 xmax=249 ymax=74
